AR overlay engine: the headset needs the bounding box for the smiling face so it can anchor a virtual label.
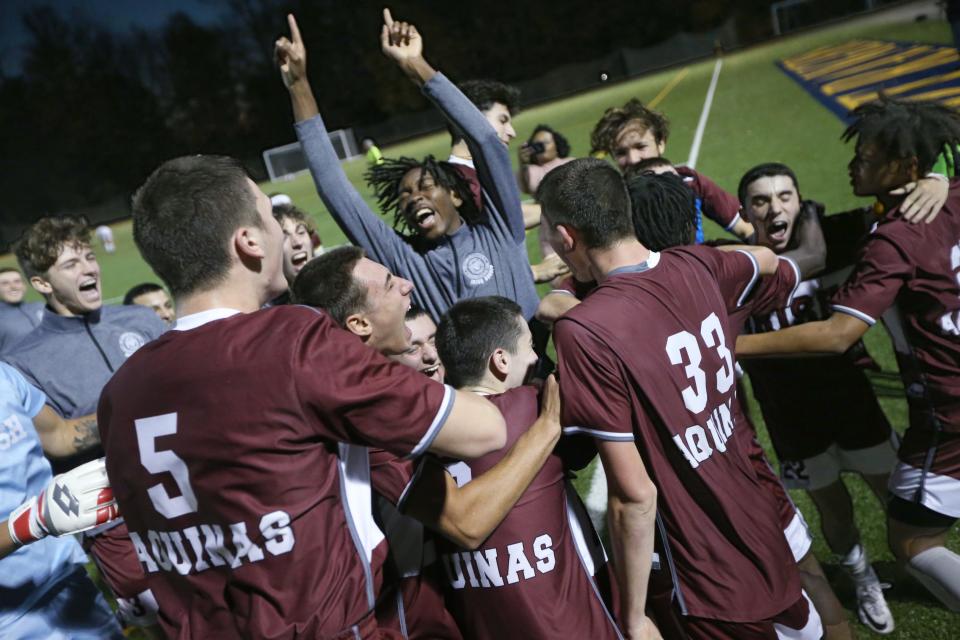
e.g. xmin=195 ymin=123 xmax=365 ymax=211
xmin=279 ymin=216 xmax=314 ymax=284
xmin=0 ymin=270 xmax=26 ymax=304
xmin=612 ymin=120 xmax=666 ymax=170
xmin=33 ymin=241 xmax=102 ymax=316
xmin=352 ymin=257 xmax=415 ymax=356
xmin=483 ymin=102 xmax=517 ymax=146
xmin=398 ymin=167 xmax=464 ymax=240
xmin=744 ymin=175 xmax=802 ymax=252
xmin=392 ymin=313 xmax=445 ymax=382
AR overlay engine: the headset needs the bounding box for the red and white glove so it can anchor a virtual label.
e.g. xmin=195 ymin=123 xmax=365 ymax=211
xmin=8 ymin=457 xmax=118 ymax=546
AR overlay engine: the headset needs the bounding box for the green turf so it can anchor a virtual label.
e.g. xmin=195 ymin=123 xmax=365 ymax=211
xmin=7 ymin=10 xmax=959 ymax=638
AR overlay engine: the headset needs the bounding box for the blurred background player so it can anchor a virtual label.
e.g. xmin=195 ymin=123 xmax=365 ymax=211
xmin=123 ymin=282 xmax=174 ymax=325
xmin=0 ymin=267 xmax=44 ymax=354
xmin=363 ymin=136 xmax=385 ymax=166
xmin=94 ymin=224 xmax=115 ymax=254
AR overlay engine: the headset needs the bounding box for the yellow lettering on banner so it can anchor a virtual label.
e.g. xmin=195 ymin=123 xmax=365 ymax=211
xmin=823 ymin=49 xmax=960 ymax=95
xmin=815 ymin=45 xmax=933 ymax=83
xmin=788 ymin=43 xmax=897 ymax=79
xmin=783 ymin=40 xmax=885 ymax=71
xmin=837 ymin=69 xmax=960 ymax=111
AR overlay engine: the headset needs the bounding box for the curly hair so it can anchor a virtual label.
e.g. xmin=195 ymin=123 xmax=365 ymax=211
xmin=365 ymin=156 xmax=482 ymax=241
xmin=529 ymin=124 xmax=571 ymax=158
xmin=590 ymin=99 xmax=670 ymax=156
xmin=15 ymin=216 xmax=92 ymax=278
xmin=626 ymin=172 xmax=696 ymax=251
xmin=843 ymin=95 xmax=960 ymax=176
xmin=448 ymin=79 xmax=521 ymax=144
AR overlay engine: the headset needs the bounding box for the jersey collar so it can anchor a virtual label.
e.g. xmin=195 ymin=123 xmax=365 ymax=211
xmin=605 ymin=251 xmax=661 ymax=277
xmin=173 ymin=308 xmax=242 ymax=332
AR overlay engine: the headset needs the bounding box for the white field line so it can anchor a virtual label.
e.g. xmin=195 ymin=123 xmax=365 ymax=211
xmin=686 ymin=58 xmax=723 ymax=170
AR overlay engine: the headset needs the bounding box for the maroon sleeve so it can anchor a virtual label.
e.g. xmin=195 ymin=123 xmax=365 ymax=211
xmin=453 ymin=164 xmax=484 ymax=212
xmin=831 ymin=235 xmax=912 ymax=326
xmin=690 ymin=246 xmax=761 ymax=312
xmin=679 ymin=167 xmax=742 ymax=230
xmin=370 ymin=449 xmax=416 ymax=506
xmin=293 ymin=316 xmax=455 ymax=458
xmin=555 ymin=318 xmax=634 ymax=442
xmin=728 ymin=256 xmax=800 ymax=332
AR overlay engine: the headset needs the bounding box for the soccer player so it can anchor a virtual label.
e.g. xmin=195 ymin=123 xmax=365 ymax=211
xmin=0 ymin=266 xmax=44 ymax=353
xmin=291 ymin=247 xmax=566 ymax=638
xmin=278 ymin=13 xmax=539 ymax=322
xmin=737 ymin=97 xmax=960 ymax=613
xmin=269 ymin=202 xmax=317 ymax=305
xmin=124 ymin=283 xmax=175 ymax=325
xmin=100 ymin=153 xmax=507 ymax=638
xmin=394 ymin=306 xmax=444 ymax=382
xmin=0 ymin=362 xmax=122 ymax=638
xmin=94 ymin=224 xmax=116 ymax=254
xmin=738 ymin=162 xmax=896 ymax=633
xmin=541 ymin=158 xmax=821 ymax=639
xmin=432 ymin=296 xmax=621 ymax=639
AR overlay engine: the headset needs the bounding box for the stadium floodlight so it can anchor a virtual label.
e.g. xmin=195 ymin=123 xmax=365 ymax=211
xmin=262 ymin=128 xmax=360 ymax=182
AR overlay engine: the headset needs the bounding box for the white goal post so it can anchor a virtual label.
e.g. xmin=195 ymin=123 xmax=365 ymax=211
xmin=262 ymin=128 xmax=360 ymax=182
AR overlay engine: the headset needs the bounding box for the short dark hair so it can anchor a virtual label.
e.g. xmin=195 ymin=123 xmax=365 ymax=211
xmin=123 ymin=282 xmax=165 ymax=306
xmin=290 ymin=245 xmax=367 ymax=327
xmin=842 ymin=96 xmax=960 ymax=176
xmin=448 ymin=79 xmax=520 ymax=144
xmin=132 ymin=155 xmax=260 ymax=297
xmin=365 ymin=156 xmax=482 ymax=241
xmin=623 ymin=156 xmax=674 ymax=180
xmin=0 ymin=266 xmax=23 ymax=277
xmin=529 ymin=124 xmax=571 ymax=158
xmin=590 ymin=99 xmax=670 ymax=155
xmin=436 ymin=296 xmax=525 ymax=388
xmin=272 ymin=203 xmax=314 ymax=229
xmin=15 ymin=216 xmax=92 ymax=279
xmin=626 ymin=172 xmax=696 ymax=251
xmin=737 ymin=162 xmax=801 ymax=207
xmin=537 ymin=158 xmax=633 ymax=249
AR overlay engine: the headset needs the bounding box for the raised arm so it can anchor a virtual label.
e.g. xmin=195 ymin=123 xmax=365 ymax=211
xmin=381 ymin=9 xmax=527 ymax=243
xmin=405 ymin=376 xmax=561 ymax=548
xmin=276 ymin=14 xmax=406 ymax=267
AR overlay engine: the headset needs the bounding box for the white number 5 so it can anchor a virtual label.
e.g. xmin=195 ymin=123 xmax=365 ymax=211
xmin=135 ymin=413 xmax=198 ymax=519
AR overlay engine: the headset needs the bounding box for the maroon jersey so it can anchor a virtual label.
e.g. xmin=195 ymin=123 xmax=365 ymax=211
xmin=369 ymin=449 xmax=462 ymax=640
xmin=433 ymin=386 xmax=620 ymax=640
xmin=675 ymin=166 xmax=742 ymax=231
xmin=742 ymin=267 xmax=892 ymax=461
xmin=556 ymin=246 xmax=799 ymax=622
xmin=98 ymin=306 xmax=455 ymax=639
xmin=832 ymin=185 xmax=960 ymax=433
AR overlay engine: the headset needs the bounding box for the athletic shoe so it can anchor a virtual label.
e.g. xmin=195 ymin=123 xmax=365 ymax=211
xmin=856 ymin=580 xmax=894 ymax=635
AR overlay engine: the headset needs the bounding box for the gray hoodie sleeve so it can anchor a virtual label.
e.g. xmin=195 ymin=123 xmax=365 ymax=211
xmin=422 ymin=74 xmax=527 ymax=246
xmin=296 ymin=114 xmax=409 ymax=268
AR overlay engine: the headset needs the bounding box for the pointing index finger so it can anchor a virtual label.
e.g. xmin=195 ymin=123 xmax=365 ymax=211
xmin=383 ymin=8 xmax=394 ymax=28
xmin=287 ymin=14 xmax=302 ymax=44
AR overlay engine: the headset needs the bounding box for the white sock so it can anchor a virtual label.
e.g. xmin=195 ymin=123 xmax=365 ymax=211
xmin=842 ymin=543 xmax=879 ymax=586
xmin=907 ymin=546 xmax=960 ymax=612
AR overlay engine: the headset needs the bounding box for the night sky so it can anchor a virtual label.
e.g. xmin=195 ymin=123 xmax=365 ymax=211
xmin=1 ymin=0 xmax=221 ymax=75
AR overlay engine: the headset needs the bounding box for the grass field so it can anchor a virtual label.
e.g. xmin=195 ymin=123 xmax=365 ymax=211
xmin=5 ymin=6 xmax=959 ymax=638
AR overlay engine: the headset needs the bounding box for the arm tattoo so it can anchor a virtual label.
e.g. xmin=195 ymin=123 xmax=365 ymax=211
xmin=72 ymin=418 xmax=101 ymax=453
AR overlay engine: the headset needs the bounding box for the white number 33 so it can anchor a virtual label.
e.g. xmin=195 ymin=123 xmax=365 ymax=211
xmin=665 ymin=313 xmax=734 ymax=414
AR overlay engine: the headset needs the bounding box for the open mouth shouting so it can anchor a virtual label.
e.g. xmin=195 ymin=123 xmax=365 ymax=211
xmin=766 ymin=218 xmax=790 ymax=245
xmin=421 ymin=363 xmax=443 ymax=382
xmin=78 ymin=277 xmax=101 ymax=301
xmin=290 ymin=251 xmax=310 ymax=272
xmin=412 ymin=206 xmax=437 ymax=231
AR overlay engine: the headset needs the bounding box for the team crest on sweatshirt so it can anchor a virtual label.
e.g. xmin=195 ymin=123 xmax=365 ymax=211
xmin=119 ymin=332 xmax=147 ymax=357
xmin=461 ymin=252 xmax=494 ymax=286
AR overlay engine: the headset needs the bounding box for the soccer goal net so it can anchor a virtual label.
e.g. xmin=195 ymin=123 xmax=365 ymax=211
xmin=262 ymin=128 xmax=359 ymax=182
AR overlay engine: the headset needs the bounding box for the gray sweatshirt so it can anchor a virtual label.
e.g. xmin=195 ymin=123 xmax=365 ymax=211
xmin=2 ymin=305 xmax=166 ymax=418
xmin=0 ymin=301 xmax=44 ymax=354
xmin=296 ymin=73 xmax=539 ymax=321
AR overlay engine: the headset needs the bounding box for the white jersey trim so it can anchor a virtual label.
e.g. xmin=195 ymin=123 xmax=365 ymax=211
xmin=783 ymin=511 xmax=812 ymax=563
xmin=831 ymin=304 xmax=876 ymax=326
xmin=723 ymin=211 xmax=743 ymax=232
xmin=734 ymin=249 xmax=760 ymax=308
xmin=338 ymin=443 xmax=384 ymax=608
xmin=779 ymin=256 xmax=802 ymax=306
xmin=774 ymin=590 xmax=823 ymax=640
xmin=172 ymin=308 xmax=242 ymax=331
xmin=446 ymin=155 xmax=474 ymax=168
xmin=562 ymin=426 xmax=635 ymax=442
xmin=889 ymin=461 xmax=960 ymax=518
xmin=407 ymin=384 xmax=455 ymax=459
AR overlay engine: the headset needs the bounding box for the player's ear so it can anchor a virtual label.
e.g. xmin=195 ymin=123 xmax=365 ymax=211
xmin=449 ymin=187 xmax=463 ymax=209
xmin=234 ymin=225 xmax=267 ymax=262
xmin=344 ymin=312 xmax=373 ymax=339
xmin=555 ymin=223 xmax=577 ymax=253
xmin=29 ymin=274 xmax=53 ymax=296
xmin=489 ymin=347 xmax=509 ymax=380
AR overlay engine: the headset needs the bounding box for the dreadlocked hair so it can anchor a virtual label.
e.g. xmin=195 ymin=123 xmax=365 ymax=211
xmin=843 ymin=96 xmax=960 ymax=175
xmin=590 ymin=98 xmax=670 ymax=156
xmin=626 ymin=172 xmax=696 ymax=251
xmin=365 ymin=155 xmax=483 ymax=241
